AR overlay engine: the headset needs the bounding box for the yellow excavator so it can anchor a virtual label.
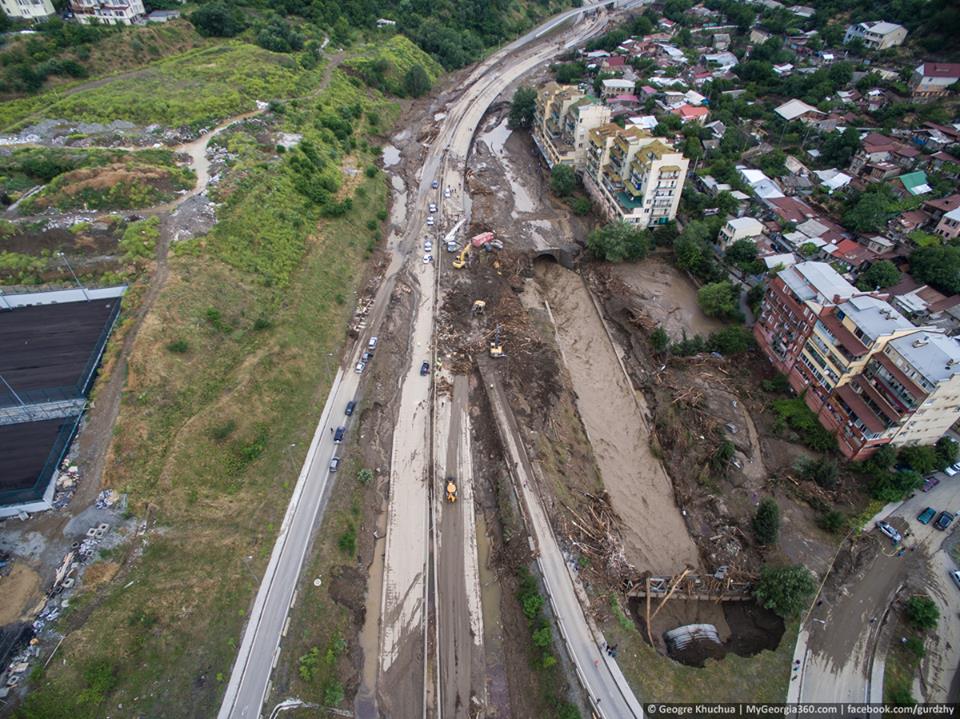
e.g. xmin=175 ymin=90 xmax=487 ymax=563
xmin=489 ymin=324 xmax=504 ymax=358
xmin=452 ymin=244 xmax=471 ymax=269
xmin=446 ymin=478 xmax=458 ymax=502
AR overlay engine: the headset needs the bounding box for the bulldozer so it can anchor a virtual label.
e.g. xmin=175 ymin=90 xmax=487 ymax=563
xmin=489 ymin=324 xmax=504 ymax=358
xmin=445 ymin=478 xmax=458 ymax=502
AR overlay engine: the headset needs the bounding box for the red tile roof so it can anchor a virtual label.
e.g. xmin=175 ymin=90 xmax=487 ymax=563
xmin=919 ymin=62 xmax=960 ymax=78
xmin=924 ymin=194 xmax=960 ymax=214
xmin=767 ymin=196 xmax=815 ymax=223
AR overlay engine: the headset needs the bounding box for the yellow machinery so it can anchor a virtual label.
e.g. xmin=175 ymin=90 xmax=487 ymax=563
xmin=452 ymin=244 xmax=471 ymax=269
xmin=472 ymin=300 xmax=486 ymax=315
xmin=446 ymin=478 xmax=458 ymax=502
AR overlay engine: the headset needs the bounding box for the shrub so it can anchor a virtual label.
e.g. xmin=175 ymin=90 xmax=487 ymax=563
xmin=550 ymin=164 xmax=576 ymax=197
xmin=706 ymin=326 xmax=753 ymax=355
xmin=166 ymin=339 xmax=189 ymax=354
xmin=209 ymin=419 xmax=237 ymax=442
xmin=298 ymin=647 xmax=320 ymax=681
xmin=697 ymin=281 xmax=740 ymax=320
xmin=753 ymin=498 xmax=780 ymax=545
xmin=904 ymin=636 xmax=925 ymax=659
xmin=587 ymin=221 xmax=651 ymax=262
xmin=905 ymin=596 xmax=939 ymax=631
xmin=650 ymin=326 xmax=669 ymax=353
xmin=357 ymin=468 xmax=373 ymax=485
xmin=754 ymin=564 xmax=816 ymax=618
xmin=338 ymin=523 xmax=357 ymax=556
xmin=798 ymin=456 xmax=838 ymax=489
xmin=772 ymin=398 xmax=837 ymax=452
xmin=323 ymin=679 xmax=345 ymax=705
xmin=818 ymin=509 xmax=846 ymax=534
xmin=888 ymin=686 xmax=916 ymax=707
xmin=568 ymin=196 xmax=592 ymax=215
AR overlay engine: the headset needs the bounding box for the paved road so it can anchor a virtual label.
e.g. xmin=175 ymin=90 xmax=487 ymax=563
xmin=790 ymin=474 xmax=960 ymax=704
xmin=479 ymin=359 xmax=644 ymax=719
xmin=219 ymin=3 xmax=647 ymax=718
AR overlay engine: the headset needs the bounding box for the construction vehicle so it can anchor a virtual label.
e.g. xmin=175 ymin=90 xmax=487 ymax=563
xmin=471 ymin=231 xmax=495 ymax=248
xmin=446 ymin=478 xmax=457 ymax=502
xmin=472 ymin=300 xmax=486 ymax=315
xmin=489 ymin=324 xmax=504 ymax=358
xmin=452 ymin=243 xmax=471 ymax=269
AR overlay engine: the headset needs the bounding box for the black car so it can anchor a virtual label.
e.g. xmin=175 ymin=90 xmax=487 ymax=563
xmin=334 ymin=426 xmax=345 ymax=443
xmin=420 ymin=361 xmax=430 ymax=376
xmin=935 ymin=511 xmax=955 ymax=531
xmin=345 ymin=400 xmax=356 ymax=416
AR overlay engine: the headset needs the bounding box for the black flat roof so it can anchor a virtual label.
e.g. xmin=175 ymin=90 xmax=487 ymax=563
xmin=0 ymin=418 xmax=76 ymax=501
xmin=0 ymin=298 xmax=119 ymax=406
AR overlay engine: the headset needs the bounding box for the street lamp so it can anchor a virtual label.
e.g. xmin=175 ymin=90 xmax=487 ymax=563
xmin=56 ymin=252 xmax=90 ymax=301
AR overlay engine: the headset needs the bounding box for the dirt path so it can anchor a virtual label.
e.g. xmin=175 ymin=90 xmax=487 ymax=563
xmin=535 ymin=262 xmax=699 ymax=575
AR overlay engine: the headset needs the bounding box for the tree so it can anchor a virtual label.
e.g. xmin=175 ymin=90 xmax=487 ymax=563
xmin=935 ymin=437 xmax=958 ymax=470
xmin=905 ymin=595 xmax=939 ymax=631
xmin=190 ymin=2 xmax=245 ymax=37
xmin=550 ymin=164 xmax=576 ymax=197
xmin=651 ymin=326 xmax=669 ymax=353
xmin=818 ymin=509 xmax=846 ymax=534
xmin=403 ymin=64 xmax=431 ymax=98
xmin=755 ymin=564 xmax=816 ymax=618
xmin=554 ymin=62 xmax=585 ymax=84
xmin=910 ymin=245 xmax=960 ymax=294
xmin=587 ymin=222 xmax=651 ymax=263
xmin=753 ymin=498 xmax=780 ymax=545
xmin=843 ymin=191 xmax=896 ymax=233
xmin=697 ymin=281 xmax=740 ymax=319
xmin=707 ymin=326 xmax=753 ymax=355
xmin=821 ymin=127 xmax=861 ymax=167
xmin=798 ymin=456 xmax=838 ymax=488
xmin=726 ymin=238 xmax=758 ymax=265
xmin=856 ymin=260 xmax=901 ymax=291
xmin=508 ymin=86 xmax=537 ymax=130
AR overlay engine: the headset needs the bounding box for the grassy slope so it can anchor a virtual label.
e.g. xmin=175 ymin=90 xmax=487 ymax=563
xmin=344 ymin=35 xmax=444 ymax=95
xmin=0 ymin=41 xmax=326 ymax=132
xmin=17 ymin=66 xmax=399 ymax=718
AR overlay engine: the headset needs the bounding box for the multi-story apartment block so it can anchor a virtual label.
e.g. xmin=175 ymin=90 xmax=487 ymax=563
xmin=582 ymin=123 xmax=688 ymax=226
xmin=532 ymin=83 xmax=611 ymax=169
xmin=0 ymin=0 xmax=55 ymax=20
xmin=755 ymin=261 xmax=960 ymax=459
xmin=70 ymin=0 xmax=144 ymax=24
xmin=843 ymin=21 xmax=907 ymax=50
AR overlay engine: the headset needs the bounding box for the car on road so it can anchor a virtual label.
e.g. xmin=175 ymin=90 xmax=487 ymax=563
xmin=923 ymin=475 xmax=941 ymax=492
xmin=918 ymin=507 xmax=936 ymax=525
xmin=423 ymin=254 xmax=433 ymax=264
xmin=426 ymin=216 xmax=435 ymax=226
xmin=362 ymin=351 xmax=373 ymax=362
xmin=431 ymin=180 xmax=439 ymax=189
xmin=876 ymin=521 xmax=902 ymax=544
xmin=355 ymin=359 xmax=366 ymax=374
xmin=428 ymin=202 xmax=437 ymax=213
xmin=334 ymin=426 xmax=345 ymax=443
xmin=368 ymin=336 xmax=378 ymax=351
xmin=444 ymin=187 xmax=451 ymax=198
xmin=424 ymin=240 xmax=433 ymax=252
xmin=329 ymin=456 xmax=341 ymax=472
xmin=345 ymin=400 xmax=356 ymax=416
xmin=420 ymin=361 xmax=430 ymax=376
xmin=447 ymin=242 xmax=458 ymax=253
xmin=935 ymin=511 xmax=955 ymax=531
xmin=946 ymin=462 xmax=960 ymax=476
xmin=951 ymin=570 xmax=960 ymax=589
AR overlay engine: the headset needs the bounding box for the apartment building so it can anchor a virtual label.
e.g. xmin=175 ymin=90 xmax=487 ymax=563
xmin=532 ymin=83 xmax=612 ymax=169
xmin=582 ymin=123 xmax=688 ymax=227
xmin=70 ymin=0 xmax=145 ymax=24
xmin=843 ymin=21 xmax=907 ymax=50
xmin=755 ymin=261 xmax=960 ymax=459
xmin=718 ymin=216 xmax=764 ymax=248
xmin=0 ymin=0 xmax=54 ymax=20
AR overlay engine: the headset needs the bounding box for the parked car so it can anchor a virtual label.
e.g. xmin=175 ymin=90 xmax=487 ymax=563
xmin=876 ymin=521 xmax=902 ymax=544
xmin=420 ymin=361 xmax=430 ymax=376
xmin=424 ymin=241 xmax=433 ymax=252
xmin=918 ymin=507 xmax=936 ymax=525
xmin=444 ymin=187 xmax=451 ymax=198
xmin=431 ymin=180 xmax=439 ymax=189
xmin=951 ymin=570 xmax=960 ymax=589
xmin=423 ymin=254 xmax=433 ymax=264
xmin=334 ymin=426 xmax=345 ymax=443
xmin=329 ymin=456 xmax=341 ymax=472
xmin=368 ymin=336 xmax=378 ymax=351
xmin=362 ymin=351 xmax=373 ymax=362
xmin=355 ymin=360 xmax=366 ymax=374
xmin=446 ymin=242 xmax=458 ymax=253
xmin=345 ymin=400 xmax=356 ymax=416
xmin=946 ymin=462 xmax=960 ymax=477
xmin=923 ymin=476 xmax=941 ymax=492
xmin=426 ymin=216 xmax=435 ymax=226
xmin=428 ymin=203 xmax=437 ymax=213
xmin=935 ymin=511 xmax=955 ymax=531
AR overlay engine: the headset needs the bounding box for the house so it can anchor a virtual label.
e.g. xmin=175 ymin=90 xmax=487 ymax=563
xmin=892 ymin=210 xmax=930 ymax=234
xmin=893 ymin=171 xmax=932 ymax=197
xmin=718 ymin=217 xmax=765 ymax=248
xmin=582 ymin=124 xmax=690 ymax=227
xmin=764 ymin=252 xmax=798 ymax=270
xmin=70 ymin=0 xmax=145 ymax=23
xmin=774 ymin=99 xmax=825 ymax=123
xmin=146 ymin=9 xmax=179 ymax=21
xmin=701 ymin=52 xmax=739 ymax=72
xmin=766 ymin=196 xmax=817 ymax=224
xmin=862 ymin=235 xmax=897 ymax=254
xmin=923 ymin=194 xmax=960 ymax=223
xmin=909 ymin=63 xmax=960 ymax=100
xmin=927 ymin=151 xmax=960 ymax=177
xmin=376 ymin=17 xmax=396 ymax=28
xmin=844 ymin=21 xmax=908 ymax=50
xmin=673 ymin=104 xmax=710 ymax=124
xmin=750 ymin=28 xmax=772 ymax=44
xmin=791 ymin=5 xmax=816 ymax=18
xmin=773 ymin=63 xmax=794 ymax=77
xmin=814 ymin=168 xmax=853 ymax=193
xmin=0 ymin=0 xmax=54 ymax=19
xmin=658 ymin=44 xmax=687 ymax=65
xmin=833 ymin=239 xmax=875 ymax=270
xmin=600 ymin=78 xmax=636 ymax=98
xmin=713 ymin=33 xmax=731 ymax=51
xmin=738 ymin=166 xmax=784 ymax=199
xmin=601 ymin=56 xmax=627 ymax=72
xmin=627 ymin=115 xmax=658 ymax=131
xmin=934 ymin=207 xmax=960 ymax=241
xmin=849 ymin=133 xmax=920 ymax=176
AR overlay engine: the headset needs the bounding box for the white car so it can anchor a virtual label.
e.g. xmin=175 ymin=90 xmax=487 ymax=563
xmin=444 ymin=188 xmax=451 ymax=198
xmin=424 ymin=241 xmax=433 ymax=252
xmin=946 ymin=462 xmax=960 ymax=476
xmin=951 ymin=570 xmax=960 ymax=589
xmin=426 ymin=216 xmax=435 ymax=226
xmin=428 ymin=203 xmax=437 ymax=213
xmin=423 ymin=254 xmax=433 ymax=264
xmin=355 ymin=360 xmax=366 ymax=374
xmin=447 ymin=242 xmax=458 ymax=253
xmin=876 ymin=521 xmax=901 ymax=544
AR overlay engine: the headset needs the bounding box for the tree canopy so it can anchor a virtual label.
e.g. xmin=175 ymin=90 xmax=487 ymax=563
xmin=550 ymin=164 xmax=576 ymax=197
xmin=856 ymin=260 xmax=901 ymax=291
xmin=508 ymin=86 xmax=537 ymax=130
xmin=403 ymin=64 xmax=431 ymax=98
xmin=697 ymin=281 xmax=740 ymax=320
xmin=753 ymin=498 xmax=781 ymax=546
xmin=587 ymin=222 xmax=651 ymax=263
xmin=754 ymin=564 xmax=816 ymax=618
xmin=910 ymin=245 xmax=960 ymax=294
xmin=190 ymin=2 xmax=247 ymax=38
